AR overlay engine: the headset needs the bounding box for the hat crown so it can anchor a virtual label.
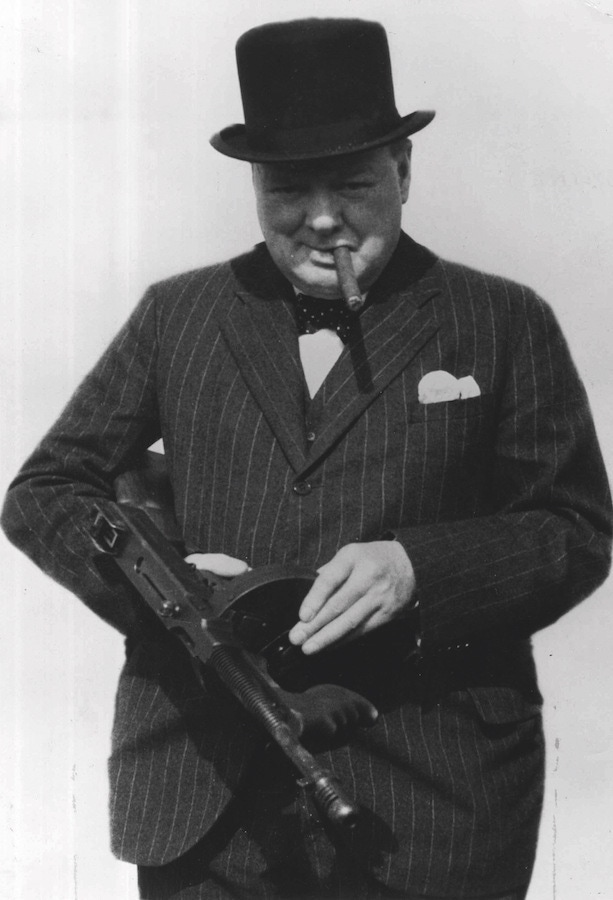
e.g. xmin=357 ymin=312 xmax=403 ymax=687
xmin=237 ymin=19 xmax=400 ymax=148
xmin=210 ymin=18 xmax=435 ymax=162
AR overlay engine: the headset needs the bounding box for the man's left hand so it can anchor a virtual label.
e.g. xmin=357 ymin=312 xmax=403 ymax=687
xmin=288 ymin=541 xmax=416 ymax=655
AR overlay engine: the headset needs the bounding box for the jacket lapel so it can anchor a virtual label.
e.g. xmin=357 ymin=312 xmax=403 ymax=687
xmin=219 ymin=247 xmax=309 ymax=473
xmin=218 ymin=237 xmax=443 ymax=475
xmin=305 ymin=236 xmax=442 ymax=468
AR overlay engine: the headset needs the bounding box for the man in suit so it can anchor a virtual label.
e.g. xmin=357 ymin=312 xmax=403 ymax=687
xmin=2 ymin=17 xmax=611 ymax=900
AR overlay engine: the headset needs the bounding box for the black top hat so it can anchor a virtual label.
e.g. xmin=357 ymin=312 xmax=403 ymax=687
xmin=210 ymin=19 xmax=435 ymax=162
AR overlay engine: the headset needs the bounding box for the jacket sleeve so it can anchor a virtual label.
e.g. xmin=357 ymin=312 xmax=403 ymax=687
xmin=396 ymin=294 xmax=612 ymax=649
xmin=1 ymin=287 xmax=163 ymax=635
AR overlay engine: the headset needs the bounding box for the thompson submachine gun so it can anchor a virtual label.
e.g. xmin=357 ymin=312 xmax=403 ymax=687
xmin=90 ymin=451 xmax=361 ymax=829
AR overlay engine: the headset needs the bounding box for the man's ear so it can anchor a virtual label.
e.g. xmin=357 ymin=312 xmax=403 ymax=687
xmin=398 ymin=151 xmax=411 ymax=204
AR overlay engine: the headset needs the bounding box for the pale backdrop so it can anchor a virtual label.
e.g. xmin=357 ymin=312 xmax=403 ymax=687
xmin=1 ymin=1 xmax=612 ymax=897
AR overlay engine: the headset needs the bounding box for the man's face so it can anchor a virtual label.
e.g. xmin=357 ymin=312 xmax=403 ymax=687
xmin=252 ymin=146 xmax=411 ymax=299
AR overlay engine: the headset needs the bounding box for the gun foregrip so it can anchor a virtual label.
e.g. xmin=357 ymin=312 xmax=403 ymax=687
xmin=209 ymin=644 xmax=359 ymax=829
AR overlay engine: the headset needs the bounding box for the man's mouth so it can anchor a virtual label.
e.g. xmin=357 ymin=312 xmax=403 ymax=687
xmin=308 ymin=246 xmax=353 ymax=266
xmin=308 ymin=249 xmax=336 ymax=266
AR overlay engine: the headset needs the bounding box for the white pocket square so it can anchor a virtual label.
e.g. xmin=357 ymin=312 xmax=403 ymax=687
xmin=418 ymin=370 xmax=481 ymax=404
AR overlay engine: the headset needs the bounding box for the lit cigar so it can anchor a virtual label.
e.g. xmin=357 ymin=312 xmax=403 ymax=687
xmin=333 ymin=246 xmax=365 ymax=313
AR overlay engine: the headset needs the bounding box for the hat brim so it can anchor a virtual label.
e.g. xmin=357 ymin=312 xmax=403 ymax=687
xmin=209 ymin=110 xmax=435 ymax=163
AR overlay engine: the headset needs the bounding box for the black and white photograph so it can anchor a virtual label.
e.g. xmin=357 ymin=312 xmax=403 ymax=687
xmin=2 ymin=2 xmax=612 ymax=898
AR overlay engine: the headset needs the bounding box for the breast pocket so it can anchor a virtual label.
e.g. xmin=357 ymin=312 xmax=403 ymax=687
xmin=408 ymin=393 xmax=494 ymax=423
xmin=401 ymin=394 xmax=498 ymax=521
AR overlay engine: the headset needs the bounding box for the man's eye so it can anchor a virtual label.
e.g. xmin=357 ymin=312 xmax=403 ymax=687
xmin=343 ymin=181 xmax=372 ymax=191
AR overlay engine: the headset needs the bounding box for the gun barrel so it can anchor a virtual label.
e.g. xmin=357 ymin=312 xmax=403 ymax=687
xmin=210 ymin=644 xmax=359 ymax=828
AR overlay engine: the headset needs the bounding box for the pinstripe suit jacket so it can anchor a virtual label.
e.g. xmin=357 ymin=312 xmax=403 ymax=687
xmin=3 ymin=234 xmax=611 ymax=895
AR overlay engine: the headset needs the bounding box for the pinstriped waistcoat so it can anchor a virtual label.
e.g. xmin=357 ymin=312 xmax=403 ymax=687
xmin=3 ymin=234 xmax=610 ymax=895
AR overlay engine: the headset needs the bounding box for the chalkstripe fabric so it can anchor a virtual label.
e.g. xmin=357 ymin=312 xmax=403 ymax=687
xmin=2 ymin=234 xmax=610 ymax=896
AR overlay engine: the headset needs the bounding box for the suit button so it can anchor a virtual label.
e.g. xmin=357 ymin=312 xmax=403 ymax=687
xmin=306 ymin=431 xmax=316 ymax=442
xmin=293 ymin=481 xmax=312 ymax=496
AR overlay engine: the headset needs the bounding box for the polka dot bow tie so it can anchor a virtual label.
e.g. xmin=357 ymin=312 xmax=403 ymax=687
xmin=295 ymin=293 xmax=359 ymax=344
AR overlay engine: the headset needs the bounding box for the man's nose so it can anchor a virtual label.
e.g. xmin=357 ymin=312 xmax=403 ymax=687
xmin=304 ymin=190 xmax=343 ymax=233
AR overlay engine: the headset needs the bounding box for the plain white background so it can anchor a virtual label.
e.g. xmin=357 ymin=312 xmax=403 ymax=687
xmin=1 ymin=1 xmax=612 ymax=897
